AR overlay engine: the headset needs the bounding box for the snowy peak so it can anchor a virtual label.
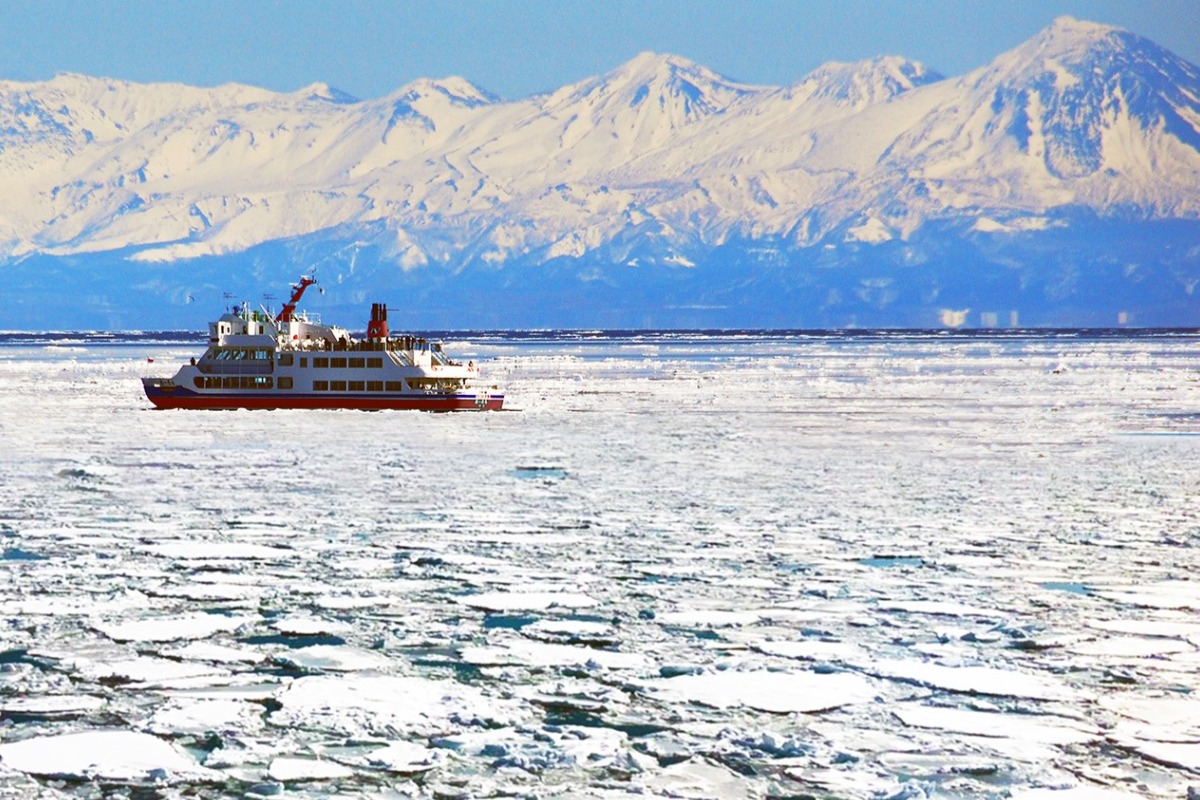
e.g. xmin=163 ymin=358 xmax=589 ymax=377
xmin=372 ymin=76 xmax=499 ymax=146
xmin=794 ymin=56 xmax=943 ymax=111
xmin=970 ymin=16 xmax=1200 ymax=179
xmin=546 ymin=51 xmax=761 ymax=119
xmin=982 ymin=15 xmax=1150 ymax=85
xmin=298 ymin=82 xmax=360 ymax=105
xmin=390 ymin=76 xmax=499 ymax=109
xmin=1029 ymin=15 xmax=1120 ymax=57
xmin=513 ymin=52 xmax=766 ymax=166
xmin=606 ymin=51 xmax=759 ymax=115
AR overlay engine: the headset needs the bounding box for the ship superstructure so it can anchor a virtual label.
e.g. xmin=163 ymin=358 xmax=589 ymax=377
xmin=142 ymin=275 xmax=504 ymax=410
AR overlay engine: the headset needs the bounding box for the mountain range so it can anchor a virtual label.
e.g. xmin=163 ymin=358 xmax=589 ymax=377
xmin=2 ymin=15 xmax=1199 ymax=330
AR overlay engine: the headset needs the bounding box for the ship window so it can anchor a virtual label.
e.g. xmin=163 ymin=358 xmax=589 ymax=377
xmin=313 ymin=380 xmax=329 ymax=391
xmin=348 ymin=380 xmax=365 ymax=392
xmin=348 ymin=357 xmax=365 ymax=369
xmin=385 ymin=381 xmax=403 ymax=392
xmin=254 ymin=377 xmax=273 ymax=388
xmin=278 ymin=353 xmax=294 ymax=366
xmin=278 ymin=377 xmax=293 ymax=390
xmin=258 ymin=325 xmax=264 ymax=335
xmin=367 ymin=357 xmax=383 ymax=369
xmin=193 ymin=377 xmax=204 ymax=388
xmin=300 ymin=358 xmax=307 ymax=368
xmin=408 ymin=378 xmax=460 ymax=391
xmin=331 ymin=357 xmax=347 ymax=369
xmin=223 ymin=377 xmax=238 ymax=389
xmin=367 ymin=381 xmax=383 ymax=392
xmin=331 ymin=380 xmax=347 ymax=391
xmin=314 ymin=357 xmax=329 ymax=368
xmin=255 ymin=349 xmax=271 ymax=360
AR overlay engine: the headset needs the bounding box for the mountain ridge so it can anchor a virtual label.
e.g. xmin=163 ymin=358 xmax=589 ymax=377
xmin=1 ymin=16 xmax=1199 ymax=329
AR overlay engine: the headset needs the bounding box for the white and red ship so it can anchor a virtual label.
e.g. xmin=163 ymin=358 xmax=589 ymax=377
xmin=142 ymin=276 xmax=504 ymax=410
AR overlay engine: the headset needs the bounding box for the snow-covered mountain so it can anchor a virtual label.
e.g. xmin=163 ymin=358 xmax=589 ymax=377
xmin=1 ymin=16 xmax=1198 ymax=329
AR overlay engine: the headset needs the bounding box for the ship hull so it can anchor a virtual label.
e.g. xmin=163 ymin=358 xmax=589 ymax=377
xmin=143 ymin=380 xmax=503 ymax=411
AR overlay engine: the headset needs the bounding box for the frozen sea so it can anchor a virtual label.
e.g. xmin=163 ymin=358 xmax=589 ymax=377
xmin=2 ymin=329 xmax=1200 ymax=799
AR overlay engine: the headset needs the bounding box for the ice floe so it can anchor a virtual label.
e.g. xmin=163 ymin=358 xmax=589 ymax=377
xmin=754 ymin=639 xmax=865 ymax=662
xmin=643 ymin=668 xmax=878 ymax=713
xmin=76 ymin=655 xmax=233 ymax=685
xmin=93 ymin=611 xmax=256 ymax=642
xmin=878 ymin=599 xmax=1000 ymax=618
xmin=862 ymin=658 xmax=1080 ymax=701
xmin=892 ymin=702 xmax=1098 ymax=744
xmin=141 ymin=541 xmax=294 ymax=560
xmin=458 ymin=590 xmax=599 ymax=611
xmin=1066 ymin=635 xmax=1194 ymax=657
xmin=162 ymin=640 xmax=267 ymax=663
xmin=658 ymin=608 xmax=764 ymax=627
xmin=638 ymin=757 xmax=754 ymax=799
xmin=0 ymin=730 xmax=219 ymax=783
xmin=267 ymin=756 xmax=355 ymax=781
xmin=1012 ymin=789 xmax=1153 ymax=800
xmin=271 ymin=615 xmax=352 ymax=636
xmin=146 ymin=697 xmax=266 ymax=735
xmin=338 ymin=740 xmax=439 ymax=773
xmin=272 ymin=674 xmax=531 ymax=737
xmin=1093 ymin=580 xmax=1200 ymax=610
xmin=272 ymin=643 xmax=393 ymax=672
xmin=0 ymin=693 xmax=106 ymax=717
xmin=459 ymin=635 xmax=649 ymax=670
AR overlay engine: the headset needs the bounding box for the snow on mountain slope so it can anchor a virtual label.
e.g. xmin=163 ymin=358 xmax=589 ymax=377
xmin=10 ymin=75 xmax=502 ymax=260
xmin=860 ymin=16 xmax=1200 ymax=222
xmin=29 ymin=88 xmax=367 ymax=258
xmin=0 ymin=74 xmax=285 ymax=252
xmin=0 ymin=17 xmax=1196 ymax=290
xmin=456 ymin=52 xmax=765 ymax=193
xmin=594 ymin=55 xmax=945 ymax=248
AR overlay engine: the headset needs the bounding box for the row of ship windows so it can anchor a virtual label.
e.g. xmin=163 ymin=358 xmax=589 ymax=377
xmin=193 ymin=377 xmax=407 ymax=392
xmin=313 ymin=381 xmax=401 ymax=392
xmin=193 ymin=376 xmax=466 ymax=392
xmin=277 ymin=354 xmax=385 ymax=369
xmin=209 ymin=348 xmax=273 ymax=361
xmin=195 ymin=377 xmax=287 ymax=389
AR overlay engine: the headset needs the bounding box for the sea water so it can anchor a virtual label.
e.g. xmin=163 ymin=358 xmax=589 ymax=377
xmin=1 ymin=330 xmax=1199 ymax=798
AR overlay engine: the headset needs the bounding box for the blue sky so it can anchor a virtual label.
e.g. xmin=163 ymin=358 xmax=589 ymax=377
xmin=2 ymin=1 xmax=1197 ymax=100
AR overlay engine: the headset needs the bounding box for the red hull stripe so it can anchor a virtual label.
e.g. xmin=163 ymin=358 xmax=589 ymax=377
xmin=144 ymin=387 xmax=504 ymax=411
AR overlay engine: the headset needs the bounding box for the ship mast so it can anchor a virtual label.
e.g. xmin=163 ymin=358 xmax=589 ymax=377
xmin=274 ymin=275 xmax=317 ymax=323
